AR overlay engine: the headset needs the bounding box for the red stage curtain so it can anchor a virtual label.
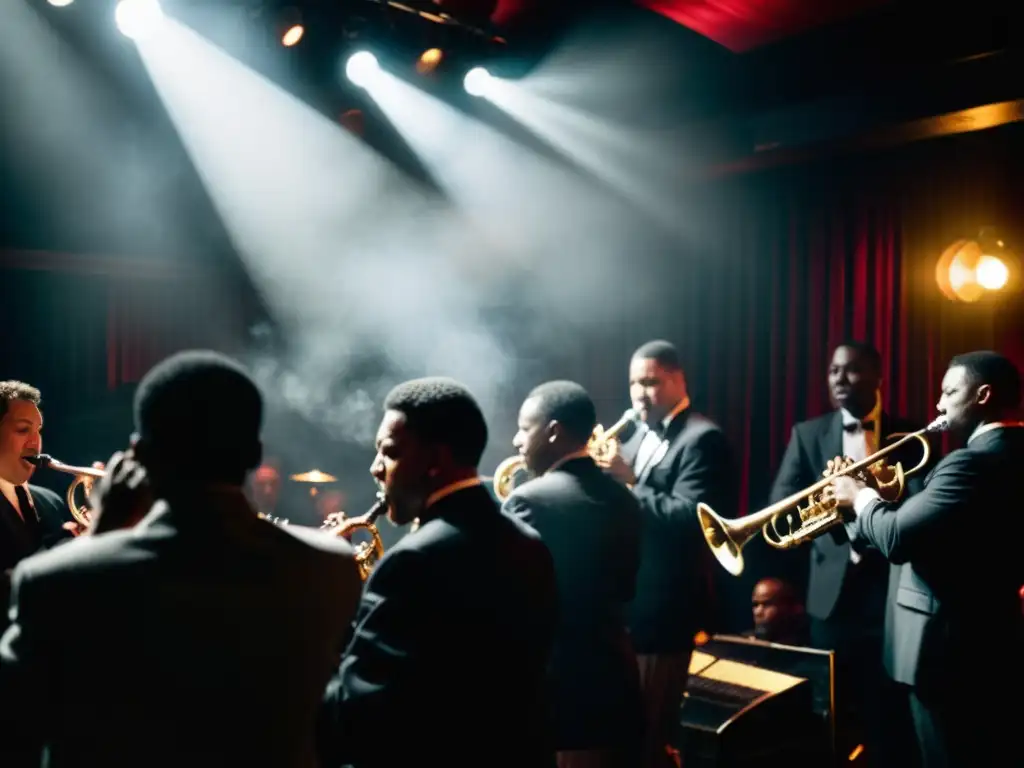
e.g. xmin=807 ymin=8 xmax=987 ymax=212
xmin=692 ymin=127 xmax=1023 ymax=514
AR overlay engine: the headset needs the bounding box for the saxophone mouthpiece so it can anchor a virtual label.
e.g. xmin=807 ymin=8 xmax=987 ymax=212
xmin=24 ymin=454 xmax=51 ymax=467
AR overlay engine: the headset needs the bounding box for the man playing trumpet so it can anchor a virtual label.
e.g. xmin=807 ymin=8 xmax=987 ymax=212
xmin=596 ymin=340 xmax=736 ymax=768
xmin=829 ymin=351 xmax=1024 ymax=768
xmin=0 ymin=381 xmax=81 ymax=620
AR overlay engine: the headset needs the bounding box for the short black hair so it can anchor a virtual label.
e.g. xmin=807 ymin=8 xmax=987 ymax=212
xmin=526 ymin=380 xmax=597 ymax=444
xmin=134 ymin=350 xmax=263 ymax=484
xmin=632 ymin=339 xmax=682 ymax=371
xmin=834 ymin=340 xmax=882 ymax=373
xmin=949 ymin=351 xmax=1022 ymax=410
xmin=383 ymin=377 xmax=488 ymax=467
xmin=0 ymin=381 xmax=41 ymax=421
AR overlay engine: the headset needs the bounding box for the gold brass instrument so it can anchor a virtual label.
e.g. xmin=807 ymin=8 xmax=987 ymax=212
xmin=261 ymin=491 xmax=387 ymax=581
xmin=698 ymin=416 xmax=946 ymax=576
xmin=321 ymin=492 xmax=387 ymax=580
xmin=25 ymin=454 xmax=105 ymax=528
xmin=489 ymin=408 xmax=639 ymax=501
xmin=490 ymin=455 xmax=532 ymax=503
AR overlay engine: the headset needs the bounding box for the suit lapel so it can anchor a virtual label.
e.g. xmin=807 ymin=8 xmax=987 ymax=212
xmin=818 ymin=411 xmax=845 ymax=468
xmin=637 ymin=411 xmax=688 ymax=485
xmin=0 ymin=493 xmax=35 ymax=560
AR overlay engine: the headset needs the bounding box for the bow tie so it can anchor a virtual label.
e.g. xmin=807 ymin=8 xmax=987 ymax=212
xmin=843 ymin=420 xmax=874 ymax=433
xmin=648 ymin=422 xmax=668 ymax=439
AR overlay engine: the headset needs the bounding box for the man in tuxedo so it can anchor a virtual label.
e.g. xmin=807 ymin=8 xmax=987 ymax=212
xmin=0 ymin=381 xmax=77 ymax=612
xmin=503 ymin=380 xmax=643 ymax=768
xmin=0 ymin=351 xmax=362 ymax=767
xmin=319 ymin=377 xmax=558 ymax=768
xmin=597 ymin=340 xmax=735 ymax=768
xmin=832 ymin=350 xmax=1023 ymax=768
xmin=768 ymin=341 xmax=924 ymax=766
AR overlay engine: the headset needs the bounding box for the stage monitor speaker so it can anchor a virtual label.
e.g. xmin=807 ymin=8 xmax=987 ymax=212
xmin=675 ymin=635 xmax=834 ymax=768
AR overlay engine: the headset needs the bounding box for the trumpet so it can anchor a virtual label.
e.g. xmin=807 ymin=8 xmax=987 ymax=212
xmin=489 ymin=408 xmax=640 ymax=501
xmin=25 ymin=454 xmax=105 ymax=528
xmin=261 ymin=491 xmax=387 ymax=581
xmin=320 ymin=492 xmax=387 ymax=581
xmin=698 ymin=416 xmax=946 ymax=576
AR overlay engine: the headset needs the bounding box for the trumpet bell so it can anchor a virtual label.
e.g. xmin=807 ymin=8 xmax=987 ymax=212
xmin=491 ymin=455 xmax=531 ymax=502
xmin=696 ymin=422 xmax=941 ymax=577
xmin=697 ymin=503 xmax=753 ymax=576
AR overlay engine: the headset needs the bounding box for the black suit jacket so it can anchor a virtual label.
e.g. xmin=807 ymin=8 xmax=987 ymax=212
xmin=0 ymin=485 xmax=75 ymax=625
xmin=503 ymin=456 xmax=643 ymax=750
xmin=320 ymin=484 xmax=558 ymax=768
xmin=770 ymin=411 xmax=928 ymax=625
xmin=0 ymin=489 xmax=362 ymax=768
xmin=627 ymin=409 xmax=736 ymax=654
xmin=0 ymin=484 xmax=74 ymax=573
xmin=846 ymin=426 xmax=1024 ymax=693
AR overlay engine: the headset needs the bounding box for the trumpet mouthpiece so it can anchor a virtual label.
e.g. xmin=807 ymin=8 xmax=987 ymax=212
xmin=24 ymin=454 xmax=51 ymax=467
xmin=927 ymin=416 xmax=949 ymax=432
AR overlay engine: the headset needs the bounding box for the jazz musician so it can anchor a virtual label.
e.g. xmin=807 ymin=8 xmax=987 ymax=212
xmin=503 ymin=380 xmax=643 ymax=768
xmin=596 ymin=340 xmax=736 ymax=768
xmin=830 ymin=350 xmax=1024 ymax=768
xmin=319 ymin=377 xmax=558 ymax=768
xmin=0 ymin=351 xmax=362 ymax=767
xmin=0 ymin=382 xmax=79 ymax=606
xmin=767 ymin=341 xmax=924 ymax=766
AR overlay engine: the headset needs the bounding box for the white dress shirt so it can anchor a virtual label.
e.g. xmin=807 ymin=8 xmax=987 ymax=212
xmin=632 ymin=395 xmax=691 ymax=480
xmin=840 ymin=393 xmax=882 ymax=463
xmin=840 ymin=396 xmax=881 ymax=563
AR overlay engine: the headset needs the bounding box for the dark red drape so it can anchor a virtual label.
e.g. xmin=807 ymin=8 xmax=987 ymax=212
xmin=686 ymin=126 xmax=1023 ymax=515
xmin=569 ymin=124 xmax=1023 ymax=524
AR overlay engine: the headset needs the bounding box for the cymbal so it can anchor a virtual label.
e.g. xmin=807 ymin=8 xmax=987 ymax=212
xmin=290 ymin=469 xmax=338 ymax=483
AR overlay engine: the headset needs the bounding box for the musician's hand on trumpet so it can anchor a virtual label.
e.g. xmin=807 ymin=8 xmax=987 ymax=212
xmin=88 ymin=451 xmax=152 ymax=535
xmin=593 ymin=439 xmax=637 ymax=486
xmin=827 ymin=455 xmax=876 ymax=514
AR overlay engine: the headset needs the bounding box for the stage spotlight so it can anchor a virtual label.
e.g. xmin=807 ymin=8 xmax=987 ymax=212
xmin=47 ymin=0 xmax=76 ymax=7
xmin=463 ymin=66 xmax=493 ymax=97
xmin=345 ymin=51 xmax=380 ymax=88
xmin=416 ymin=47 xmax=444 ymax=74
xmin=281 ymin=24 xmax=304 ymax=46
xmin=279 ymin=7 xmax=304 ymax=47
xmin=114 ymin=0 xmax=165 ymax=41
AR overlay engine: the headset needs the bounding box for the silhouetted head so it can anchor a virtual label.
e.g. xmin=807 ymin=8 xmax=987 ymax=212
xmin=133 ymin=350 xmax=263 ymax=493
xmin=513 ymin=380 xmax=596 ymax=475
xmin=370 ymin=377 xmax=487 ymax=525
